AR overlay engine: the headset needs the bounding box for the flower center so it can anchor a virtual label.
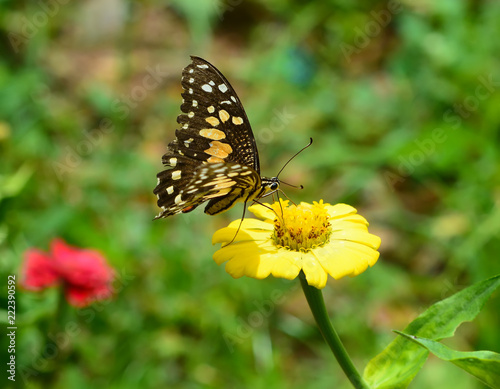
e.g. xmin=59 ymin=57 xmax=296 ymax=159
xmin=272 ymin=201 xmax=331 ymax=251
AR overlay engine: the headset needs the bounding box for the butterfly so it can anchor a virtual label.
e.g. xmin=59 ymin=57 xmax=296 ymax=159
xmin=153 ymin=56 xmax=280 ymax=219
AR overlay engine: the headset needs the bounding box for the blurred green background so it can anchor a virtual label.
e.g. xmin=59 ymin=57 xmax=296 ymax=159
xmin=1 ymin=0 xmax=500 ymax=388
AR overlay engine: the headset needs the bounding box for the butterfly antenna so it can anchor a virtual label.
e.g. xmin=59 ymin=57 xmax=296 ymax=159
xmin=276 ymin=138 xmax=313 ymax=179
xmin=280 ymin=180 xmax=304 ymax=190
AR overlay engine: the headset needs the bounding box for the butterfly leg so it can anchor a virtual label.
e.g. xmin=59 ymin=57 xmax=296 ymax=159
xmin=222 ymin=201 xmax=248 ymax=248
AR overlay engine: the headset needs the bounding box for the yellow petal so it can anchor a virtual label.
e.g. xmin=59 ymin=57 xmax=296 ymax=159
xmin=330 ymin=229 xmax=381 ymax=249
xmin=313 ymin=240 xmax=379 ymax=279
xmin=301 ymin=252 xmax=328 ymax=289
xmin=269 ymin=250 xmax=302 ymax=279
xmin=212 ymin=223 xmax=272 ymax=244
xmin=217 ymin=241 xmax=302 ymax=281
xmin=331 ymin=219 xmax=369 ymax=232
xmin=226 ymin=217 xmax=273 ymax=230
xmin=248 ymin=202 xmax=276 ymax=221
xmin=225 ymin=251 xmax=265 ymax=278
xmin=326 ymin=203 xmax=357 ymax=219
xmin=335 ymin=213 xmax=369 ymax=226
xmin=213 ymin=241 xmax=267 ymax=265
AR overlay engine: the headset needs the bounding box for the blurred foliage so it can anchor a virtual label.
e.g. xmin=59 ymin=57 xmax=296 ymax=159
xmin=0 ymin=0 xmax=499 ymax=388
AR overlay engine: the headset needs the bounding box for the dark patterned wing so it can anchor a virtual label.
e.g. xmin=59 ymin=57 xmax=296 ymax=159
xmin=154 ymin=162 xmax=260 ymax=218
xmin=176 ymin=56 xmax=260 ymax=172
xmin=153 ymin=56 xmax=262 ymax=219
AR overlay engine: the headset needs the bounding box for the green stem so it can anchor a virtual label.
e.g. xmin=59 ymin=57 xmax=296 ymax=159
xmin=299 ymin=272 xmax=369 ymax=389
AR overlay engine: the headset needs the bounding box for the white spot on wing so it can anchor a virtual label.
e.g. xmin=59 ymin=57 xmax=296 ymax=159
xmin=188 ymin=111 xmax=194 ymax=118
xmin=175 ymin=194 xmax=182 ymax=204
xmin=192 ymin=100 xmax=198 ymax=107
xmin=202 ymin=84 xmax=212 ymax=92
xmin=167 ymin=186 xmax=174 ymax=194
xmin=169 ymin=157 xmax=177 ymax=167
xmin=209 ymin=80 xmax=215 ymax=86
xmin=207 ymin=106 xmax=215 ymax=113
xmin=172 ymin=171 xmax=182 ymax=180
xmin=231 ymin=96 xmax=237 ymax=102
xmin=197 ymin=64 xmax=209 ymax=69
xmin=218 ymin=84 xmax=228 ymax=93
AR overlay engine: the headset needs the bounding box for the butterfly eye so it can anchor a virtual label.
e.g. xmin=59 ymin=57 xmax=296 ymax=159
xmin=270 ymin=182 xmax=278 ymax=190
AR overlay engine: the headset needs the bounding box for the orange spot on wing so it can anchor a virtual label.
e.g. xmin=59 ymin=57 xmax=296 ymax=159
xmin=207 ymin=156 xmax=224 ymax=163
xmin=182 ymin=206 xmax=195 ymax=213
xmin=200 ymin=128 xmax=226 ymax=140
xmin=232 ymin=116 xmax=244 ymax=125
xmin=204 ymin=141 xmax=233 ymax=159
xmin=219 ymin=110 xmax=230 ymax=123
xmin=205 ymin=116 xmax=220 ymax=126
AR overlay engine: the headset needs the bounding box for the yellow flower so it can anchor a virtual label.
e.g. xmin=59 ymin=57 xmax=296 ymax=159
xmin=212 ymin=200 xmax=381 ymax=289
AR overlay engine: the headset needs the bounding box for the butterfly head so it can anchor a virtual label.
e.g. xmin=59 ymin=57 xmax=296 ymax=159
xmin=261 ymin=176 xmax=280 ymax=195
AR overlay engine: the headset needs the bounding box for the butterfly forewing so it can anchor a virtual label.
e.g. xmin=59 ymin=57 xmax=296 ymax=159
xmin=176 ymin=56 xmax=260 ymax=171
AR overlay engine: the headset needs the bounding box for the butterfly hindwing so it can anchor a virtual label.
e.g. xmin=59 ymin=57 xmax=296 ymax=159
xmin=153 ymin=155 xmax=202 ymax=217
xmin=154 ymin=162 xmax=260 ymax=218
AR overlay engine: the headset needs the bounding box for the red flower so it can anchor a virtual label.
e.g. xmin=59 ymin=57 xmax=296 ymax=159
xmin=21 ymin=238 xmax=115 ymax=307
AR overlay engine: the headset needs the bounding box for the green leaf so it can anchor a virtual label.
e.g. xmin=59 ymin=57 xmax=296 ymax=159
xmin=364 ymin=274 xmax=500 ymax=388
xmin=395 ymin=332 xmax=500 ymax=389
xmin=0 ymin=309 xmax=8 ymax=324
xmin=0 ymin=163 xmax=33 ymax=201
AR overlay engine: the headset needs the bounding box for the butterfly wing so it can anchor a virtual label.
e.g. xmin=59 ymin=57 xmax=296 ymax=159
xmin=154 ymin=56 xmax=261 ymax=218
xmin=154 ymin=162 xmax=260 ymax=218
xmin=175 ymin=56 xmax=260 ymax=171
